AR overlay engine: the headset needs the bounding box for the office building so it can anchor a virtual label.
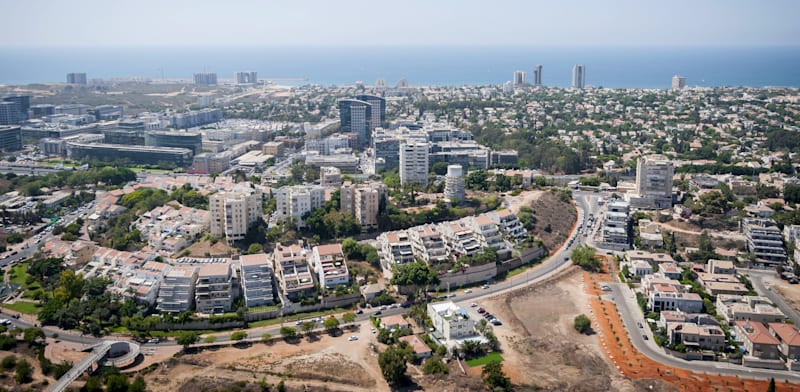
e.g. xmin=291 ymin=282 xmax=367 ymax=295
xmin=193 ymin=72 xmax=218 ymax=85
xmin=66 ymin=73 xmax=87 ymax=84
xmin=2 ymin=95 xmax=29 ymax=122
xmin=240 ymin=253 xmax=276 ymax=307
xmin=262 ymin=141 xmax=285 ymax=157
xmin=0 ymin=126 xmax=22 ymax=151
xmin=169 ymin=108 xmax=223 ymax=128
xmin=0 ymin=102 xmax=21 ymax=125
xmin=30 ymin=104 xmax=55 ymax=118
xmin=145 ymin=130 xmax=203 ymax=155
xmin=67 ymin=143 xmax=193 ymax=166
xmin=209 ymin=183 xmax=263 ymax=244
xmin=338 ymin=99 xmax=372 ymax=148
xmin=274 ymin=185 xmax=326 ymax=228
xmin=399 ymin=142 xmax=429 ymax=186
xmin=273 ymin=244 xmax=315 ymax=301
xmin=311 ymin=244 xmax=350 ymax=289
xmin=572 ymin=64 xmax=586 ymax=89
xmin=234 ymin=71 xmax=258 ymax=85
xmin=444 ymin=164 xmax=465 ymax=202
xmin=634 ymin=154 xmax=674 ymax=209
xmin=88 ymin=105 xmax=123 ymax=121
xmin=533 ymin=64 xmax=542 ymax=86
xmin=672 ymin=75 xmax=687 ymax=90
xmin=156 ymin=266 xmax=198 ymax=313
xmin=356 ymin=94 xmax=386 ymax=130
xmin=194 ymin=263 xmax=233 ymax=314
xmin=513 ymin=70 xmax=526 ymax=86
xmin=340 ymin=182 xmax=386 ymax=230
xmin=103 ymin=129 xmax=145 ymax=145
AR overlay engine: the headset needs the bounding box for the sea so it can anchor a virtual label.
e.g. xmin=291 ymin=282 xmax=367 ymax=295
xmin=1 ymin=46 xmax=799 ymax=89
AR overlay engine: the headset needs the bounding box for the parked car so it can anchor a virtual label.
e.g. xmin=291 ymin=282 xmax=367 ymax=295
xmin=355 ymin=309 xmax=364 ymax=315
xmin=637 ymin=322 xmax=643 ymax=328
xmin=348 ymin=336 xmax=359 ymax=341
xmin=374 ymin=311 xmax=382 ymax=316
xmin=477 ymin=308 xmax=485 ymax=313
xmin=642 ymin=334 xmax=648 ymax=341
xmin=470 ymin=303 xmax=478 ymax=307
xmin=464 ymin=289 xmax=472 ymax=294
xmin=491 ymin=319 xmax=503 ymax=326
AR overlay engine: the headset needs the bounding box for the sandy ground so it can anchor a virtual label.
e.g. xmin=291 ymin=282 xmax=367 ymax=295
xmin=142 ymin=321 xmax=389 ymax=392
xmin=506 ymin=189 xmax=544 ymax=214
xmin=762 ymin=274 xmax=800 ymax=310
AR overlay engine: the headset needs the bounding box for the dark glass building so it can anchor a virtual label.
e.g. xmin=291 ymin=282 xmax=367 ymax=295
xmin=338 ymin=99 xmax=372 ymax=148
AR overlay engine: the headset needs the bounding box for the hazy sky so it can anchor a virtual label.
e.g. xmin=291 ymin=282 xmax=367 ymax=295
xmin=3 ymin=0 xmax=799 ymax=47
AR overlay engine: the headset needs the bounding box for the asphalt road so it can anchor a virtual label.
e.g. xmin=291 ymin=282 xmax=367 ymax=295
xmin=745 ymin=270 xmax=800 ymax=325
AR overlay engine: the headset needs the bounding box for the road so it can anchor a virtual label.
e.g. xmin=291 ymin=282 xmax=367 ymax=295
xmin=745 ymin=270 xmax=800 ymax=325
xmin=609 ymin=283 xmax=800 ymax=381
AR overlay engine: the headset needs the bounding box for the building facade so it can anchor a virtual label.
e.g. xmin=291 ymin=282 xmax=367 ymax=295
xmin=209 ymin=183 xmax=263 ymax=244
xmin=145 ymin=130 xmax=202 ymax=155
xmin=195 ymin=263 xmax=233 ymax=313
xmin=66 ymin=73 xmax=87 ymax=84
xmin=533 ymin=64 xmax=543 ymax=86
xmin=0 ymin=126 xmax=22 ymax=151
xmin=672 ymin=75 xmax=687 ymax=90
xmin=444 ymin=164 xmax=465 ymax=202
xmin=338 ymin=99 xmax=372 ymax=148
xmin=240 ymin=253 xmax=276 ymax=307
xmin=572 ymin=64 xmax=586 ymax=89
xmin=634 ymin=154 xmax=674 ymax=209
xmin=274 ymin=185 xmax=326 ymax=228
xmin=400 ymin=142 xmax=429 ymax=186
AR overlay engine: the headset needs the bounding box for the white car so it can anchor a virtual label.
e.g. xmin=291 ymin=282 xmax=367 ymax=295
xmin=470 ymin=303 xmax=478 ymax=307
xmin=464 ymin=289 xmax=472 ymax=294
xmin=348 ymin=335 xmax=359 ymax=341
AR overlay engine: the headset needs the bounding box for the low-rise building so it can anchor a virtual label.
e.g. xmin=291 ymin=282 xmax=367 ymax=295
xmin=398 ymin=335 xmax=433 ymax=360
xmin=240 ymin=253 xmax=276 ymax=307
xmin=311 ymin=244 xmax=350 ymax=289
xmin=274 ymin=244 xmax=316 ymax=301
xmin=707 ymin=259 xmax=736 ymax=275
xmin=717 ymin=295 xmax=784 ymax=325
xmin=736 ymin=321 xmax=782 ymax=361
xmin=156 ymin=266 xmax=198 ymax=313
xmin=768 ymin=323 xmax=800 ymax=367
xmin=697 ymin=273 xmax=749 ymax=296
xmin=427 ymin=301 xmax=475 ymax=340
xmin=380 ymin=314 xmax=412 ymax=331
xmin=194 ymin=263 xmax=234 ymax=314
xmin=622 ymin=259 xmax=653 ymax=277
xmin=658 ymin=262 xmax=683 ymax=280
xmin=668 ymin=322 xmax=726 ymax=351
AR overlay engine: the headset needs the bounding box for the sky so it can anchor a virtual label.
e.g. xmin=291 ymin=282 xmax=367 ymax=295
xmin=2 ymin=0 xmax=799 ymax=48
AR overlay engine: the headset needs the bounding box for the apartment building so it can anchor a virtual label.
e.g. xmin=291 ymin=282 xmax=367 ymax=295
xmin=470 ymin=215 xmax=509 ymax=259
xmin=273 ymin=244 xmax=315 ymax=301
xmin=601 ymin=200 xmax=630 ymax=250
xmin=320 ymin=166 xmax=342 ymax=187
xmin=156 ymin=266 xmax=198 ymax=313
xmin=340 ymin=182 xmax=386 ymax=230
xmin=408 ymin=224 xmax=448 ymax=264
xmin=427 ymin=301 xmax=476 ymax=340
xmin=312 ymin=244 xmax=350 ymax=289
xmin=632 ymin=154 xmax=674 ymax=209
xmin=378 ymin=231 xmax=415 ymax=268
xmin=441 ymin=221 xmax=482 ymax=259
xmin=210 ymin=183 xmax=263 ymax=244
xmin=194 ymin=263 xmax=234 ymax=314
xmin=274 ymin=185 xmax=326 ymax=229
xmin=399 ymin=142 xmax=429 ymax=186
xmin=490 ymin=209 xmax=527 ymax=245
xmin=717 ymin=295 xmax=784 ymax=325
xmin=741 ymin=218 xmax=787 ymax=267
xmin=240 ymin=253 xmax=276 ymax=307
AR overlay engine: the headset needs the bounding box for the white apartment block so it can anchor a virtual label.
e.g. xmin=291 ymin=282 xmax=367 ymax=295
xmin=399 ymin=142 xmax=429 ymax=186
xmin=378 ymin=231 xmax=416 ymax=268
xmin=633 ymin=154 xmax=674 ymax=209
xmin=311 ymin=244 xmax=350 ymax=289
xmin=490 ymin=209 xmax=527 ymax=245
xmin=408 ymin=224 xmax=448 ymax=264
xmin=320 ymin=166 xmax=342 ymax=187
xmin=210 ymin=182 xmax=263 ymax=244
xmin=340 ymin=182 xmax=386 ymax=230
xmin=274 ymin=185 xmax=326 ymax=229
xmin=427 ymin=301 xmax=476 ymax=340
xmin=195 ymin=263 xmax=234 ymax=314
xmin=442 ymin=221 xmax=482 ymax=259
xmin=273 ymin=244 xmax=316 ymax=301
xmin=240 ymin=253 xmax=276 ymax=307
xmin=156 ymin=266 xmax=198 ymax=313
xmin=470 ymin=215 xmax=509 ymax=256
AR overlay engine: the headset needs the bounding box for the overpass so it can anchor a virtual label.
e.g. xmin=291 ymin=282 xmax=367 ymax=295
xmin=48 ymin=340 xmax=140 ymax=392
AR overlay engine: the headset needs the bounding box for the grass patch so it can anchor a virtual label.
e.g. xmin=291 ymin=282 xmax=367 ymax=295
xmin=466 ymin=352 xmax=504 ymax=367
xmin=9 ymin=262 xmax=30 ymax=286
xmin=2 ymin=301 xmax=40 ymax=315
xmin=248 ymin=304 xmax=279 ymax=313
xmin=109 ymin=326 xmax=130 ymax=334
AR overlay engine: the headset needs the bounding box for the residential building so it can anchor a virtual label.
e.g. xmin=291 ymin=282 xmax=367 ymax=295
xmin=741 ymin=218 xmax=787 ymax=267
xmin=707 ymin=259 xmax=736 ymax=275
xmin=234 ymin=71 xmax=258 ymax=85
xmin=668 ymin=322 xmax=726 ymax=351
xmin=625 ymin=250 xmax=675 ymax=266
xmin=338 ymin=99 xmax=372 ymax=148
xmin=66 ymin=72 xmax=87 ymax=84
xmin=356 ymin=94 xmax=386 ymax=131
xmin=532 ymin=65 xmax=542 ymax=86
xmin=193 ymin=72 xmax=218 ymax=85
xmin=444 ymin=164 xmax=465 ymax=202
xmin=240 ymin=253 xmax=276 ymax=307
xmin=274 ymin=185 xmax=326 ymax=228
xmin=340 ymin=182 xmax=386 ymax=230
xmin=209 ymin=183 xmax=263 ymax=244
xmin=768 ymin=323 xmax=800 ymax=365
xmin=736 ymin=321 xmax=782 ymax=360
xmin=311 ymin=244 xmax=350 ymax=289
xmin=633 ymin=154 xmax=674 ymax=209
xmin=399 ymin=335 xmax=433 ymax=359
xmin=381 ymin=314 xmax=412 ymax=331
xmin=399 ymin=142 xmax=429 ymax=186
xmin=572 ymin=64 xmax=586 ymax=89
xmin=0 ymin=126 xmax=22 ymax=151
xmin=489 ymin=209 xmax=527 ymax=245
xmin=408 ymin=224 xmax=448 ymax=264
xmin=320 ymin=166 xmax=342 ymax=187
xmin=672 ymin=75 xmax=687 ymax=90
xmin=441 ymin=221 xmax=482 ymax=259
xmin=195 ymin=263 xmax=234 ymax=314
xmin=378 ymin=231 xmax=415 ymax=268
xmin=156 ymin=266 xmax=198 ymax=313
xmin=697 ymin=272 xmax=749 ymax=296
xmin=169 ymin=108 xmax=223 ymax=128
xmin=638 ymin=219 xmax=664 ymax=248
xmin=427 ymin=301 xmax=476 ymax=340
xmin=658 ymin=263 xmax=683 ymax=280
xmin=648 ymin=288 xmax=704 ymax=313
xmin=470 ymin=215 xmax=509 ymax=258
xmin=717 ymin=295 xmax=784 ymax=325
xmin=601 ymin=200 xmax=631 ymax=249
xmin=783 ymin=225 xmax=800 ymax=246
xmin=273 ymin=244 xmax=315 ymax=301
xmin=625 ymin=260 xmax=653 ymax=277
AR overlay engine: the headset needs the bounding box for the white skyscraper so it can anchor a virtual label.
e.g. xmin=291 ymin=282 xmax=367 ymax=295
xmin=513 ymin=70 xmax=526 ymax=86
xmin=572 ymin=64 xmax=586 ymax=89
xmin=444 ymin=165 xmax=465 ymax=203
xmin=671 ymin=75 xmax=687 ymax=90
xmin=400 ymin=142 xmax=429 ymax=186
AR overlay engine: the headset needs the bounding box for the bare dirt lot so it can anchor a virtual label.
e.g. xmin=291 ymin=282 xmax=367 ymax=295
xmin=762 ymin=274 xmax=800 ymax=311
xmin=523 ymin=190 xmax=576 ymax=252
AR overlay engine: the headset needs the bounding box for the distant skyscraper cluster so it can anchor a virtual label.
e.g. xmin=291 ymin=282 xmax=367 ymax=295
xmin=533 ymin=65 xmax=542 ymax=86
xmin=572 ymin=64 xmax=586 ymax=89
xmin=234 ymin=71 xmax=258 ymax=85
xmin=671 ymin=75 xmax=687 ymax=90
xmin=193 ymin=72 xmax=218 ymax=86
xmin=66 ymin=72 xmax=87 ymax=85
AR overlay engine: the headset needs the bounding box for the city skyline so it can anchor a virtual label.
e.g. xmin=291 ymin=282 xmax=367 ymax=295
xmin=1 ymin=0 xmax=798 ymax=48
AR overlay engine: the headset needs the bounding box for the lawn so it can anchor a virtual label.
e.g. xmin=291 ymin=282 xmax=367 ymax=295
xmin=2 ymin=301 xmax=40 ymax=315
xmin=9 ymin=262 xmax=30 ymax=286
xmin=466 ymin=352 xmax=504 ymax=367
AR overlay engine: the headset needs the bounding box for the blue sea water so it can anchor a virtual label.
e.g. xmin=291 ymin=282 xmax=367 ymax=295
xmin=0 ymin=46 xmax=799 ymax=88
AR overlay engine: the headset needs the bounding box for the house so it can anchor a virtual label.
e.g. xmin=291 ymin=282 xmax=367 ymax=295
xmin=381 ymin=314 xmax=412 ymax=331
xmin=427 ymin=301 xmax=476 ymax=340
xmin=717 ymin=295 xmax=784 ymax=325
xmin=735 ymin=321 xmax=782 ymax=362
xmin=658 ymin=263 xmax=682 ymax=280
xmin=697 ymin=273 xmax=749 ymax=296
xmin=707 ymin=259 xmax=736 ymax=275
xmin=667 ymin=322 xmax=726 ymax=351
xmin=768 ymin=323 xmax=800 ymax=370
xmin=360 ymin=282 xmax=386 ymax=301
xmin=623 ymin=260 xmax=653 ymax=277
xmin=399 ymin=335 xmax=433 ymax=360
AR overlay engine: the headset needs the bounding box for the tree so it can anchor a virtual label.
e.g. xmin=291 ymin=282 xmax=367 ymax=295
xmin=342 ymin=312 xmax=356 ymax=326
xmin=279 ymin=326 xmax=297 ymax=340
xmin=176 ymin=331 xmax=199 ymax=348
xmin=204 ymin=335 xmax=217 ymax=344
xmin=571 ymin=245 xmax=602 ymax=271
xmin=301 ymin=321 xmax=316 ymax=337
xmin=130 ymin=376 xmax=147 ymax=392
xmin=247 ymin=243 xmax=264 ymax=254
xmin=323 ymin=316 xmax=340 ymax=333
xmin=261 ymin=333 xmax=273 ymax=344
xmin=105 ymin=374 xmax=130 ymax=392
xmin=230 ymin=331 xmax=248 ymax=341
xmin=574 ymin=314 xmax=591 ymax=334
xmin=379 ymin=346 xmax=408 ymax=385
xmin=767 ymin=378 xmax=776 ymax=392
xmin=23 ymin=327 xmax=45 ymax=347
xmin=390 ymin=261 xmax=440 ymax=299
xmin=15 ymin=359 xmax=32 ymax=384
xmin=423 ymin=355 xmax=449 ymax=375
xmin=1 ymin=355 xmax=16 ymax=370
xmin=485 ymin=331 xmax=501 ymax=351
xmin=482 ymin=360 xmax=512 ymax=392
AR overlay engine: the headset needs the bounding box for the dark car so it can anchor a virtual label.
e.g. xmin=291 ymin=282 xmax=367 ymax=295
xmin=374 ymin=311 xmax=382 ymax=316
xmin=642 ymin=334 xmax=649 ymax=341
xmin=355 ymin=309 xmax=364 ymax=315
xmin=477 ymin=308 xmax=486 ymax=314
